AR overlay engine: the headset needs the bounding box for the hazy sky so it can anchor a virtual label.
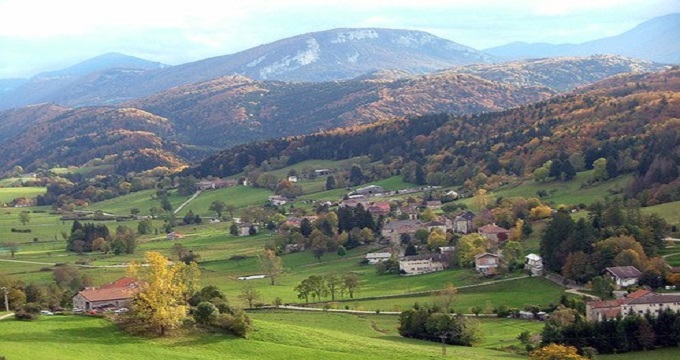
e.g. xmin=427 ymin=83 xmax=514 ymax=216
xmin=1 ymin=0 xmax=678 ymax=78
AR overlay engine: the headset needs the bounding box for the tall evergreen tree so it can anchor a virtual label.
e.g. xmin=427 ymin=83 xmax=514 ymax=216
xmin=541 ymin=210 xmax=575 ymax=272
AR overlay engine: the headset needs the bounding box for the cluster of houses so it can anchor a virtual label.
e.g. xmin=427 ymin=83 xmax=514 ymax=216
xmin=366 ymin=249 xmax=543 ymax=277
xmin=587 ymin=288 xmax=680 ymax=321
xmin=586 ymin=265 xmax=680 ymax=321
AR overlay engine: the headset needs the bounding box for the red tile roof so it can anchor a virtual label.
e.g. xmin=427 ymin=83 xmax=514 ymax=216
xmin=478 ymin=224 xmax=510 ymax=234
xmin=75 ymin=277 xmax=142 ymax=302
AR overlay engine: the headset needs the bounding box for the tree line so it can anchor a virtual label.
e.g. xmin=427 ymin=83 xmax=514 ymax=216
xmin=542 ymin=307 xmax=680 ymax=354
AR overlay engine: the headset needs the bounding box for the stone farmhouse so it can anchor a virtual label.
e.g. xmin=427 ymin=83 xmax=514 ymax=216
xmin=72 ymin=277 xmax=142 ymax=311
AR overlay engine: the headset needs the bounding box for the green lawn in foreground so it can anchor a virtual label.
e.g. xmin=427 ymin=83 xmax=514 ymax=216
xmin=600 ymin=348 xmax=680 ymax=359
xmin=0 ymin=313 xmax=525 ymax=359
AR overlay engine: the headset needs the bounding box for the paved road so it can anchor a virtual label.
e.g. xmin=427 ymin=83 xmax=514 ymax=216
xmin=174 ymin=190 xmax=202 ymax=214
xmin=0 ymin=312 xmax=15 ymax=320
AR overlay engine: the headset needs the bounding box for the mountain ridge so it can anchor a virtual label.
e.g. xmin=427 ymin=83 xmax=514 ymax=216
xmin=0 ymin=28 xmax=495 ymax=110
xmin=486 ymin=13 xmax=680 ymax=64
xmin=0 ymin=56 xmax=664 ymax=174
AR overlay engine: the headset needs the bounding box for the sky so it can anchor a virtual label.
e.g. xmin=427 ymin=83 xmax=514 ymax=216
xmin=0 ymin=0 xmax=679 ymax=78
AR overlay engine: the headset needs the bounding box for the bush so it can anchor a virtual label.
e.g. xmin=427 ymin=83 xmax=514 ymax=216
xmin=193 ymin=302 xmax=218 ymax=325
xmin=496 ymin=304 xmax=510 ymax=318
xmin=15 ymin=303 xmax=41 ymax=321
xmin=214 ymin=311 xmax=252 ymax=338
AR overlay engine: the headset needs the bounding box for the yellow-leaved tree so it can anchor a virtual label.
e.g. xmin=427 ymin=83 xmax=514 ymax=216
xmin=529 ymin=343 xmax=586 ymax=360
xmin=126 ymin=251 xmax=200 ymax=336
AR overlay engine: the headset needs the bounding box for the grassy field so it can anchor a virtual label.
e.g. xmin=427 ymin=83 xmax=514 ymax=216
xmin=0 ymin=312 xmax=528 ymax=360
xmin=313 ymin=277 xmax=565 ymax=313
xmin=86 ymin=189 xmax=191 ymax=215
xmin=641 ymin=200 xmax=680 ymax=227
xmin=178 ymin=186 xmax=273 ymax=217
xmin=0 ymin=186 xmax=46 ymax=203
xmin=458 ymin=171 xmax=630 ymax=212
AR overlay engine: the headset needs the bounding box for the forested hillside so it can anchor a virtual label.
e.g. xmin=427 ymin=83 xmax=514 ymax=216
xmin=0 ymin=56 xmax=661 ymax=175
xmin=186 ymin=68 xmax=680 ymax=205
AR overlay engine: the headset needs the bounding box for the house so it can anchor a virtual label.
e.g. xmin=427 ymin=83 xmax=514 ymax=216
xmin=604 ymin=266 xmax=642 ymax=288
xmin=424 ymin=200 xmax=442 ymax=209
xmin=339 ymin=198 xmax=370 ymax=208
xmin=72 ymin=277 xmax=142 ymax=311
xmin=397 ymin=204 xmax=419 ymax=220
xmin=352 ymin=185 xmax=386 ymax=196
xmin=399 ymin=254 xmax=448 ymax=275
xmin=283 ymin=243 xmax=305 ymax=253
xmin=367 ymin=202 xmax=391 ymax=216
xmin=524 ymin=253 xmax=543 ymax=276
xmin=268 ymin=195 xmax=291 ymax=206
xmin=287 ymin=176 xmax=298 ymax=183
xmin=314 ymin=169 xmax=332 ymax=177
xmin=425 ymin=221 xmax=448 ymax=234
xmin=453 ymin=211 xmax=475 ymax=234
xmin=365 ymin=252 xmax=392 ymax=264
xmin=478 ymin=223 xmax=510 ymax=243
xmin=439 ymin=246 xmax=456 ymax=254
xmin=586 ymin=289 xmax=653 ymax=321
xmin=621 ymin=292 xmax=680 ymax=316
xmin=381 ymin=219 xmax=425 ymax=244
xmin=475 ymin=253 xmax=501 ymax=275
xmin=238 ymin=223 xmax=258 ymax=236
xmin=197 ymin=179 xmax=235 ymax=190
xmin=166 ymin=231 xmax=184 ymax=240
xmin=283 ymin=215 xmax=318 ymax=228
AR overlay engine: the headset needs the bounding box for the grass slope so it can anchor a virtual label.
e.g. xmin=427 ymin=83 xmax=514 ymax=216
xmin=0 ymin=186 xmax=46 ymax=203
xmin=0 ymin=313 xmax=525 ymax=359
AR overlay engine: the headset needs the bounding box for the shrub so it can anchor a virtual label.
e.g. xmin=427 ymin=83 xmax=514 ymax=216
xmin=496 ymin=304 xmax=510 ymax=318
xmin=193 ymin=301 xmax=218 ymax=325
xmin=15 ymin=303 xmax=41 ymax=321
xmin=214 ymin=311 xmax=252 ymax=338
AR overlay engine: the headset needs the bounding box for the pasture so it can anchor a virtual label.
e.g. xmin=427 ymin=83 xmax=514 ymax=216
xmin=0 ymin=312 xmax=528 ymax=360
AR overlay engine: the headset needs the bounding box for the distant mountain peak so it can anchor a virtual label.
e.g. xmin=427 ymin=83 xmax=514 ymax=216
xmin=190 ymin=27 xmax=496 ymax=83
xmin=34 ymin=53 xmax=166 ymax=79
xmin=485 ymin=13 xmax=680 ymax=64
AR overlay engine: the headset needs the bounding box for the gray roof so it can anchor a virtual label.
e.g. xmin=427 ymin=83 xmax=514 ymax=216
xmin=455 ymin=211 xmax=475 ymax=221
xmin=605 ymin=266 xmax=642 ymax=279
xmin=401 ymin=253 xmax=448 ymax=262
xmin=626 ymin=293 xmax=680 ymax=305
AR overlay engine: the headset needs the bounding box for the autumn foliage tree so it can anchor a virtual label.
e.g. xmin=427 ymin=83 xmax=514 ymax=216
xmin=259 ymin=249 xmax=283 ymax=285
xmin=529 ymin=344 xmax=586 ymax=360
xmin=124 ymin=251 xmax=200 ymax=336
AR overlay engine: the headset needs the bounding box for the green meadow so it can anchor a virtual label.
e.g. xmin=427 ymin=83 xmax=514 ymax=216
xmin=0 ymin=312 xmax=529 ymax=360
xmin=0 ymin=186 xmax=46 ymax=203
